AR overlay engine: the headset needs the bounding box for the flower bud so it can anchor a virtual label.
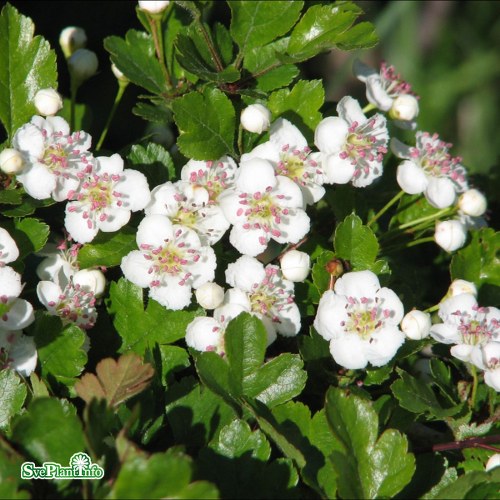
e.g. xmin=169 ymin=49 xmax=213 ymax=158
xmin=325 ymin=258 xmax=344 ymax=277
xmin=0 ymin=148 xmax=24 ymax=175
xmin=401 ymin=310 xmax=431 ymax=340
xmin=59 ymin=26 xmax=87 ymax=59
xmin=389 ymin=94 xmax=419 ymax=121
xmin=486 ymin=453 xmax=500 ymax=472
xmin=73 ymin=269 xmax=106 ymax=297
xmin=195 ymin=282 xmax=224 ymax=310
xmin=280 ymin=250 xmax=310 ymax=282
xmin=240 ymin=104 xmax=271 ymax=134
xmin=138 ymin=1 xmax=170 ymax=14
xmin=34 ymin=88 xmax=63 ymax=116
xmin=68 ymin=49 xmax=98 ymax=84
xmin=111 ymin=63 xmax=129 ymax=83
xmin=434 ymin=220 xmax=467 ymax=252
xmin=458 ymin=189 xmax=487 ymax=217
xmin=447 ymin=279 xmax=477 ymax=298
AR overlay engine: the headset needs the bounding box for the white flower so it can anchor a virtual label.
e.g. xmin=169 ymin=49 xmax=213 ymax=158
xmin=195 ymin=282 xmax=225 ymax=310
xmin=353 ymin=60 xmax=419 ymax=126
xmin=68 ymin=49 xmax=98 ymax=84
xmin=240 ymin=104 xmax=271 ymax=134
xmin=73 ymin=269 xmax=106 ymax=297
xmin=121 ymin=215 xmax=216 ymax=310
xmin=0 ymin=267 xmax=35 ymax=331
xmin=138 ymin=1 xmax=170 ymax=14
xmin=474 ymin=343 xmax=500 ymax=392
xmin=458 ymin=189 xmax=487 ymax=217
xmin=0 ymin=148 xmax=24 ymax=175
xmin=0 ymin=330 xmax=37 ymax=377
xmin=65 ymin=153 xmax=150 ymax=243
xmin=145 ymin=181 xmax=230 ymax=245
xmin=34 ymin=88 xmax=63 ymax=117
xmin=486 ymin=453 xmax=500 ymax=471
xmin=430 ymin=293 xmax=500 ymax=366
xmin=280 ymin=250 xmax=310 ymax=282
xmin=59 ymin=26 xmax=87 ymax=59
xmin=36 ymin=241 xmax=81 ymax=288
xmin=434 ymin=220 xmax=467 ymax=252
xmin=401 ymin=310 xmax=431 ymax=340
xmin=180 ymin=156 xmax=237 ymax=202
xmin=392 ymin=132 xmax=468 ymax=208
xmin=13 ymin=115 xmax=94 ymax=201
xmin=314 ymin=96 xmax=388 ymax=187
xmin=0 ymin=227 xmax=19 ymax=266
xmin=219 ymin=158 xmax=310 ymax=256
xmin=224 ymin=255 xmax=301 ymax=343
xmin=314 ymin=270 xmax=405 ymax=369
xmin=447 ymin=279 xmax=477 ymax=298
xmin=242 ymin=118 xmax=325 ymax=205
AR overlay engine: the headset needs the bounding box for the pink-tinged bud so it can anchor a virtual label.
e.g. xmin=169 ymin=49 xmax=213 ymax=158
xmin=240 ymin=104 xmax=271 ymax=134
xmin=59 ymin=26 xmax=87 ymax=59
xmin=486 ymin=453 xmax=500 ymax=472
xmin=447 ymin=279 xmax=477 ymax=298
xmin=401 ymin=310 xmax=431 ymax=340
xmin=458 ymin=189 xmax=487 ymax=217
xmin=280 ymin=250 xmax=310 ymax=282
xmin=138 ymin=1 xmax=170 ymax=14
xmin=68 ymin=49 xmax=98 ymax=84
xmin=434 ymin=220 xmax=467 ymax=252
xmin=0 ymin=148 xmax=24 ymax=175
xmin=389 ymin=94 xmax=419 ymax=121
xmin=195 ymin=282 xmax=224 ymax=310
xmin=34 ymin=88 xmax=63 ymax=116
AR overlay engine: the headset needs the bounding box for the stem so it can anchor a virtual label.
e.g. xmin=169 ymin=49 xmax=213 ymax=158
xmin=423 ymin=303 xmax=440 ymax=314
xmin=470 ymin=363 xmax=478 ymax=410
xmin=367 ymin=190 xmax=404 ymax=227
xmin=432 ymin=434 xmax=500 ymax=453
xmin=96 ymin=81 xmax=128 ymax=151
xmin=362 ymin=103 xmax=377 ymax=114
xmin=148 ymin=15 xmax=173 ymax=88
xmin=383 ymin=236 xmax=434 ymax=254
xmin=195 ymin=18 xmax=224 ymax=72
xmin=237 ymin=123 xmax=243 ymax=156
xmin=398 ymin=207 xmax=454 ymax=231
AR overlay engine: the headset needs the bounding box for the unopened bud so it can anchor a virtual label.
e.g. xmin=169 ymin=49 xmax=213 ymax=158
xmin=389 ymin=94 xmax=419 ymax=121
xmin=195 ymin=282 xmax=224 ymax=310
xmin=240 ymin=104 xmax=271 ymax=134
xmin=486 ymin=453 xmax=500 ymax=472
xmin=68 ymin=49 xmax=98 ymax=85
xmin=0 ymin=148 xmax=24 ymax=175
xmin=59 ymin=26 xmax=87 ymax=59
xmin=434 ymin=220 xmax=467 ymax=252
xmin=458 ymin=189 xmax=487 ymax=217
xmin=280 ymin=250 xmax=310 ymax=282
xmin=73 ymin=269 xmax=106 ymax=297
xmin=34 ymin=88 xmax=63 ymax=116
xmin=138 ymin=1 xmax=170 ymax=14
xmin=111 ymin=63 xmax=129 ymax=83
xmin=325 ymin=259 xmax=344 ymax=277
xmin=447 ymin=279 xmax=477 ymax=298
xmin=401 ymin=310 xmax=431 ymax=340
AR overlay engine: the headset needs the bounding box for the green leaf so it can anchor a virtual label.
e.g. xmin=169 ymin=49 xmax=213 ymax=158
xmin=107 ymin=278 xmax=204 ymax=354
xmin=268 ymin=79 xmax=324 ymax=131
xmin=311 ymin=250 xmax=336 ymax=297
xmin=0 ymin=370 xmax=27 ymax=431
xmin=0 ymin=446 xmax=29 ymax=499
xmin=156 ymin=345 xmax=190 ymax=385
xmin=326 ymin=387 xmax=415 ymax=499
xmin=127 ymin=142 xmax=176 ymax=187
xmin=0 ymin=188 xmax=22 ymax=205
xmin=332 ymin=21 xmax=379 ymax=51
xmin=0 ymin=196 xmax=55 ymax=218
xmin=11 ymin=398 xmax=86 ymax=465
xmin=104 ymin=30 xmax=166 ymax=95
xmin=425 ymin=469 xmax=500 ymax=499
xmin=0 ymin=218 xmax=50 ymax=261
xmin=0 ymin=3 xmax=57 ymax=141
xmin=132 ymin=100 xmax=172 ymax=124
xmin=393 ymin=194 xmax=441 ymax=226
xmin=172 ymin=87 xmax=236 ymax=160
xmin=450 ymin=228 xmax=500 ymax=287
xmin=334 ymin=214 xmax=379 ymax=269
xmin=230 ymin=1 xmax=303 ymax=53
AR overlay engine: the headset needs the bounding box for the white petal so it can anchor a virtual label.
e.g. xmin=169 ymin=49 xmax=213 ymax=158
xmin=218 ymin=190 xmax=243 ymax=225
xmin=229 ymin=225 xmax=268 ymax=257
xmin=376 ymin=287 xmax=405 ymax=325
xmin=438 ymin=294 xmax=477 ymax=324
xmin=1 ymin=299 xmax=35 ymax=330
xmin=219 ymin=288 xmax=251 ymax=311
xmin=302 ymin=183 xmax=325 ymax=205
xmin=255 ymin=314 xmax=278 ymax=346
xmin=46 ymin=116 xmax=70 ymax=136
xmin=241 ymin=141 xmax=281 ymax=165
xmin=365 ymin=75 xmax=393 ymax=111
xmin=120 ymin=250 xmax=152 ymax=288
xmin=396 ymin=160 xmax=428 ymax=194
xmin=334 ymin=270 xmax=380 ymax=299
xmin=0 ymin=266 xmax=22 ymax=299
xmin=225 ymin=255 xmax=265 ymax=290
xmin=337 ymin=96 xmax=367 ymax=126
xmin=314 ymin=291 xmax=349 ymax=341
xmin=215 ymin=301 xmax=249 ymax=324
xmin=150 ymin=282 xmax=192 ymax=310
xmin=484 ymin=369 xmax=500 ymax=392
xmin=13 ymin=123 xmax=45 ymax=158
xmin=236 ymin=158 xmax=277 ymax=193
xmin=96 ymin=153 xmax=124 ymax=175
xmin=314 ymin=117 xmax=348 ymax=154
xmin=0 ymin=228 xmax=19 ymax=264
xmin=425 ymin=177 xmax=457 ymax=209
xmin=365 ymin=326 xmax=405 ymax=366
xmin=136 ymin=214 xmax=173 ymax=248
xmin=185 ymin=317 xmax=223 ymax=352
xmin=323 ymin=153 xmax=355 ymax=184
xmin=269 ymin=118 xmax=308 ymax=150
xmin=17 ymin=163 xmax=56 ymax=200
xmin=275 ymin=303 xmax=301 ymax=337
xmin=145 ymin=182 xmax=179 ymax=217
xmin=116 ymin=169 xmax=151 ymax=211
xmin=64 ymin=205 xmax=99 ymax=243
xmin=330 ymin=335 xmax=369 ymax=369
xmin=275 ymin=175 xmax=304 ymax=208
xmin=353 ymin=59 xmax=377 ymax=82
xmin=190 ymin=246 xmax=216 ymax=288
xmin=450 ymin=344 xmax=476 ymax=364
xmin=275 ymin=208 xmax=310 ymax=245
xmin=390 ymin=138 xmax=412 ymax=159
xmin=37 ymin=281 xmax=62 ymax=308
xmin=10 ymin=333 xmax=38 ymax=376
xmin=99 ymin=207 xmax=131 ymax=232
xmin=429 ymin=322 xmax=461 ymax=344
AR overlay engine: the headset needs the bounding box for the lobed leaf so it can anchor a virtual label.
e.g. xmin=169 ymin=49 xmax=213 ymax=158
xmin=0 ymin=370 xmax=27 ymax=431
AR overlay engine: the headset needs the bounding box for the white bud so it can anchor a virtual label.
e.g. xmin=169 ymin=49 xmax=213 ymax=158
xmin=434 ymin=220 xmax=467 ymax=252
xmin=0 ymin=148 xmax=24 ymax=175
xmin=448 ymin=279 xmax=477 ymax=298
xmin=240 ymin=104 xmax=271 ymax=134
xmin=111 ymin=63 xmax=128 ymax=83
xmin=195 ymin=282 xmax=225 ymax=310
xmin=280 ymin=250 xmax=310 ymax=282
xmin=68 ymin=49 xmax=98 ymax=84
xmin=138 ymin=1 xmax=170 ymax=14
xmin=59 ymin=26 xmax=87 ymax=59
xmin=458 ymin=189 xmax=487 ymax=217
xmin=486 ymin=453 xmax=500 ymax=472
xmin=73 ymin=269 xmax=106 ymax=297
xmin=389 ymin=94 xmax=419 ymax=121
xmin=401 ymin=310 xmax=431 ymax=340
xmin=34 ymin=88 xmax=63 ymax=116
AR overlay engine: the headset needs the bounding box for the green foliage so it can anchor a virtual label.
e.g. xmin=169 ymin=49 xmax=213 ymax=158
xmin=127 ymin=143 xmax=176 ymax=187
xmin=0 ymin=217 xmax=49 ymax=260
xmin=0 ymin=370 xmax=26 ymax=431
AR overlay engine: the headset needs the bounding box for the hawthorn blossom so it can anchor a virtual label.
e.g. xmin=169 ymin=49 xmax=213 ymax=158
xmin=354 ymin=60 xmax=419 ymax=127
xmin=475 ymin=343 xmax=500 ymax=392
xmin=0 ymin=266 xmax=35 ymax=331
xmin=0 ymin=330 xmax=37 ymax=377
xmin=65 ymin=153 xmax=150 ymax=243
xmin=242 ymin=118 xmax=325 ymax=205
xmin=314 ymin=96 xmax=388 ymax=187
xmin=0 ymin=148 xmax=24 ymax=175
xmin=0 ymin=228 xmax=19 ymax=266
xmin=240 ymin=104 xmax=271 ymax=134
xmin=195 ymin=282 xmax=225 ymax=310
xmin=430 ymin=293 xmax=500 ymax=366
xmin=121 ymin=215 xmax=216 ymax=310
xmin=280 ymin=249 xmax=310 ymax=282
xmin=314 ymin=270 xmax=405 ymax=369
xmin=224 ymin=255 xmax=301 ymax=343
xmin=219 ymin=158 xmax=310 ymax=257
xmin=392 ymin=132 xmax=468 ymax=208
xmin=145 ymin=181 xmax=230 ymax=245
xmin=13 ymin=116 xmax=94 ymax=201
